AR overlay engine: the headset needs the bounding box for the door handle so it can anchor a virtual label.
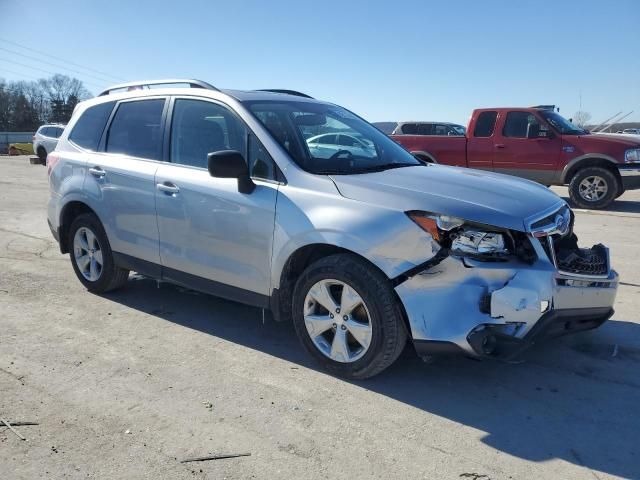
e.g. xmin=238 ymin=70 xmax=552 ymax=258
xmin=88 ymin=166 xmax=106 ymax=177
xmin=495 ymin=144 xmax=505 ymax=149
xmin=156 ymin=182 xmax=180 ymax=195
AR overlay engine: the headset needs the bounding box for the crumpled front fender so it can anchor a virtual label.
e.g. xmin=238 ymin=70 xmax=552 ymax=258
xmin=395 ymin=255 xmax=556 ymax=354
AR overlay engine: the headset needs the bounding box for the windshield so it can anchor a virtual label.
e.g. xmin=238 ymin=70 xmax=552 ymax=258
xmin=540 ymin=111 xmax=587 ymax=135
xmin=244 ymin=100 xmax=420 ymax=174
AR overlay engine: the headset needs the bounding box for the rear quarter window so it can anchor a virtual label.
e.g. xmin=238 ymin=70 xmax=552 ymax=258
xmin=69 ymin=101 xmax=116 ymax=150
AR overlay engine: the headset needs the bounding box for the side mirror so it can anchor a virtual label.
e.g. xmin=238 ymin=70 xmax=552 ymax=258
xmin=207 ymin=150 xmax=255 ymax=194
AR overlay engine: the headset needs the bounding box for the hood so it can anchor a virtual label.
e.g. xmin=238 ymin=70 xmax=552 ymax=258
xmin=574 ymin=133 xmax=640 ymax=148
xmin=330 ymin=165 xmax=565 ymax=232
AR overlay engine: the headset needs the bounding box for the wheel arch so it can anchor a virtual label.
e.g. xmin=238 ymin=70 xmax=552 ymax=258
xmin=271 ymin=243 xmax=412 ymax=335
xmin=410 ymin=150 xmax=438 ymax=164
xmin=58 ymin=201 xmax=100 ymax=253
xmin=561 ymin=154 xmax=620 ymax=184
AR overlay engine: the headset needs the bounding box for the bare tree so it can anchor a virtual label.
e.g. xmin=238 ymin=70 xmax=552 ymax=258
xmin=0 ymin=75 xmax=92 ymax=131
xmin=40 ymin=74 xmax=91 ymax=123
xmin=573 ymin=111 xmax=592 ymax=128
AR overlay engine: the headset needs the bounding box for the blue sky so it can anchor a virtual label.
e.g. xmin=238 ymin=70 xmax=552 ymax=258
xmin=1 ymin=0 xmax=639 ymax=124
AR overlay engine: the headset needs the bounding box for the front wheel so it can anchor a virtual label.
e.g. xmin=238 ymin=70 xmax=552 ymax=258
xmin=68 ymin=213 xmax=129 ymax=293
xmin=568 ymin=167 xmax=619 ymax=209
xmin=292 ymin=254 xmax=407 ymax=379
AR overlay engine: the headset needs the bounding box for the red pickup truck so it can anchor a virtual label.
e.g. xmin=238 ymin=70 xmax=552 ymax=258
xmin=390 ymin=107 xmax=640 ymax=209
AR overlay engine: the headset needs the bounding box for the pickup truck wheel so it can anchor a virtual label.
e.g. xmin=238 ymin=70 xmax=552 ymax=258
xmin=68 ymin=213 xmax=129 ymax=293
xmin=568 ymin=167 xmax=618 ymax=209
xmin=292 ymin=253 xmax=407 ymax=379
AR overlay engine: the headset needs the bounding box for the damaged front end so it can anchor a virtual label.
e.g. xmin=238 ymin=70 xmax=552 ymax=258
xmin=396 ymin=204 xmax=618 ymax=359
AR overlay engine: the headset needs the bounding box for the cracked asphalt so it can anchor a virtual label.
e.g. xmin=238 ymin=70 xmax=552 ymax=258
xmin=1 ymin=155 xmax=639 ymax=480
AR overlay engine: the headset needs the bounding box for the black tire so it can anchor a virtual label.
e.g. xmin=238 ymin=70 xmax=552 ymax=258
xmin=37 ymin=147 xmax=47 ymax=164
xmin=292 ymin=253 xmax=407 ymax=379
xmin=68 ymin=213 xmax=129 ymax=293
xmin=568 ymin=167 xmax=619 ymax=209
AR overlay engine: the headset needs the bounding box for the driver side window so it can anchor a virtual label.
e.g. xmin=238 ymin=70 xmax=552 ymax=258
xmin=503 ymin=112 xmax=540 ymax=138
xmin=170 ymin=99 xmax=246 ymax=168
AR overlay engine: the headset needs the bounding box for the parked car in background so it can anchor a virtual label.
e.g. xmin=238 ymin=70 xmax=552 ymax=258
xmin=391 ymin=107 xmax=640 ymax=209
xmin=33 ymin=124 xmax=65 ymax=162
xmin=391 ymin=121 xmax=466 ymax=136
xmin=47 ymin=80 xmax=618 ymax=378
xmin=622 ymin=128 xmax=640 ymax=135
xmin=306 ymin=132 xmax=376 ymax=159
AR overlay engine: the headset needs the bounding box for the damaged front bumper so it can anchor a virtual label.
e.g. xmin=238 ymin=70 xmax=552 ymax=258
xmin=395 ymin=233 xmax=618 ymax=359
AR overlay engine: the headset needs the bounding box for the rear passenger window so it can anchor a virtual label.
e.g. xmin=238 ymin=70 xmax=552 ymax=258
xmin=42 ymin=127 xmax=52 ymax=136
xmin=170 ymin=99 xmax=246 ymax=169
xmin=69 ymin=101 xmax=115 ymax=150
xmin=473 ymin=111 xmax=498 ymax=137
xmin=106 ymin=99 xmax=165 ymax=159
xmin=503 ymin=111 xmax=540 ymax=138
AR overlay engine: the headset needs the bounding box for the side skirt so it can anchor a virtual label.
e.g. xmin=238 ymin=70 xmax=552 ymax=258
xmin=112 ymin=252 xmax=270 ymax=309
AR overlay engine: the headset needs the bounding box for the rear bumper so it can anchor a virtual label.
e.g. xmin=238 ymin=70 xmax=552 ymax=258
xmin=619 ymin=165 xmax=640 ymax=190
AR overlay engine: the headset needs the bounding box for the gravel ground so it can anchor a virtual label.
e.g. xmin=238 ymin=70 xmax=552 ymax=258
xmin=1 ymin=155 xmax=639 ymax=480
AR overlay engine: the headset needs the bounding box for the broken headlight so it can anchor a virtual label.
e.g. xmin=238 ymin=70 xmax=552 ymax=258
xmin=450 ymin=230 xmax=509 ymax=256
xmin=407 ymin=211 xmax=525 ymax=261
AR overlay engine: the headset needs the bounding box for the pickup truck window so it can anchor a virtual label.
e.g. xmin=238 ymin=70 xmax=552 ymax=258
xmin=473 ymin=111 xmax=497 ymax=137
xmin=503 ymin=112 xmax=540 ymax=138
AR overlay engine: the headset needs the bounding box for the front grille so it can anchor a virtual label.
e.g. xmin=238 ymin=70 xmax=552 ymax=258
xmin=556 ymin=244 xmax=609 ymax=276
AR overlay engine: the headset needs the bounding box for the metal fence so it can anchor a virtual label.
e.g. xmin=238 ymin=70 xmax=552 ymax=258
xmin=0 ymin=132 xmax=35 ymax=154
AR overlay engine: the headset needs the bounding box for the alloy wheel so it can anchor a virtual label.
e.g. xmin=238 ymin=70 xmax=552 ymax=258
xmin=303 ymin=279 xmax=372 ymax=363
xmin=578 ymin=175 xmax=608 ymax=202
xmin=73 ymin=227 xmax=103 ymax=282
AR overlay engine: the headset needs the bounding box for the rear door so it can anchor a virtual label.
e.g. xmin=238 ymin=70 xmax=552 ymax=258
xmin=466 ymin=110 xmax=497 ymax=170
xmin=154 ymin=97 xmax=279 ymax=299
xmin=492 ymin=111 xmax=560 ymax=184
xmin=83 ymin=97 xmax=167 ymax=264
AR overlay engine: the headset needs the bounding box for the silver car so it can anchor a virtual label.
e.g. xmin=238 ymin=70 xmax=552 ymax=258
xmin=33 ymin=124 xmax=65 ymax=162
xmin=47 ymin=79 xmax=618 ymax=378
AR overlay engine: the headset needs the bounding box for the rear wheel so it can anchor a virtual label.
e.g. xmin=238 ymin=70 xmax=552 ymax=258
xmin=568 ymin=167 xmax=619 ymax=209
xmin=292 ymin=254 xmax=407 ymax=379
xmin=68 ymin=213 xmax=129 ymax=293
xmin=37 ymin=147 xmax=47 ymax=164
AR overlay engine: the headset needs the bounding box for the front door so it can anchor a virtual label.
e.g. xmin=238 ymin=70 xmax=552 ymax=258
xmin=492 ymin=111 xmax=560 ymax=184
xmin=155 ymin=98 xmax=279 ymax=299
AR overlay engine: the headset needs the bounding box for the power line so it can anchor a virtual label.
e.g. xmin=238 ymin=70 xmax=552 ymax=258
xmin=0 ymin=57 xmax=104 ymax=90
xmin=0 ymin=46 xmax=117 ymax=84
xmin=0 ymin=37 xmax=125 ymax=82
xmin=0 ymin=68 xmax=42 ymax=82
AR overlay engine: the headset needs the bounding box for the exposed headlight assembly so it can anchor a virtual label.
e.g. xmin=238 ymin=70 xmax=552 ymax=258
xmin=625 ymin=148 xmax=640 ymax=163
xmin=451 ymin=230 xmax=509 ymax=255
xmin=407 ymin=211 xmax=511 ymax=259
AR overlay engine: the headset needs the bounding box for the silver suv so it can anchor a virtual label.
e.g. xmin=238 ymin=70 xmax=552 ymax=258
xmin=33 ymin=124 xmax=65 ymax=162
xmin=47 ymin=79 xmax=618 ymax=378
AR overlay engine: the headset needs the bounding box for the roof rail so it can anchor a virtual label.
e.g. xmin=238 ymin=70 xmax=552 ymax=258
xmin=256 ymin=89 xmax=314 ymax=99
xmin=98 ymin=79 xmax=219 ymax=96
